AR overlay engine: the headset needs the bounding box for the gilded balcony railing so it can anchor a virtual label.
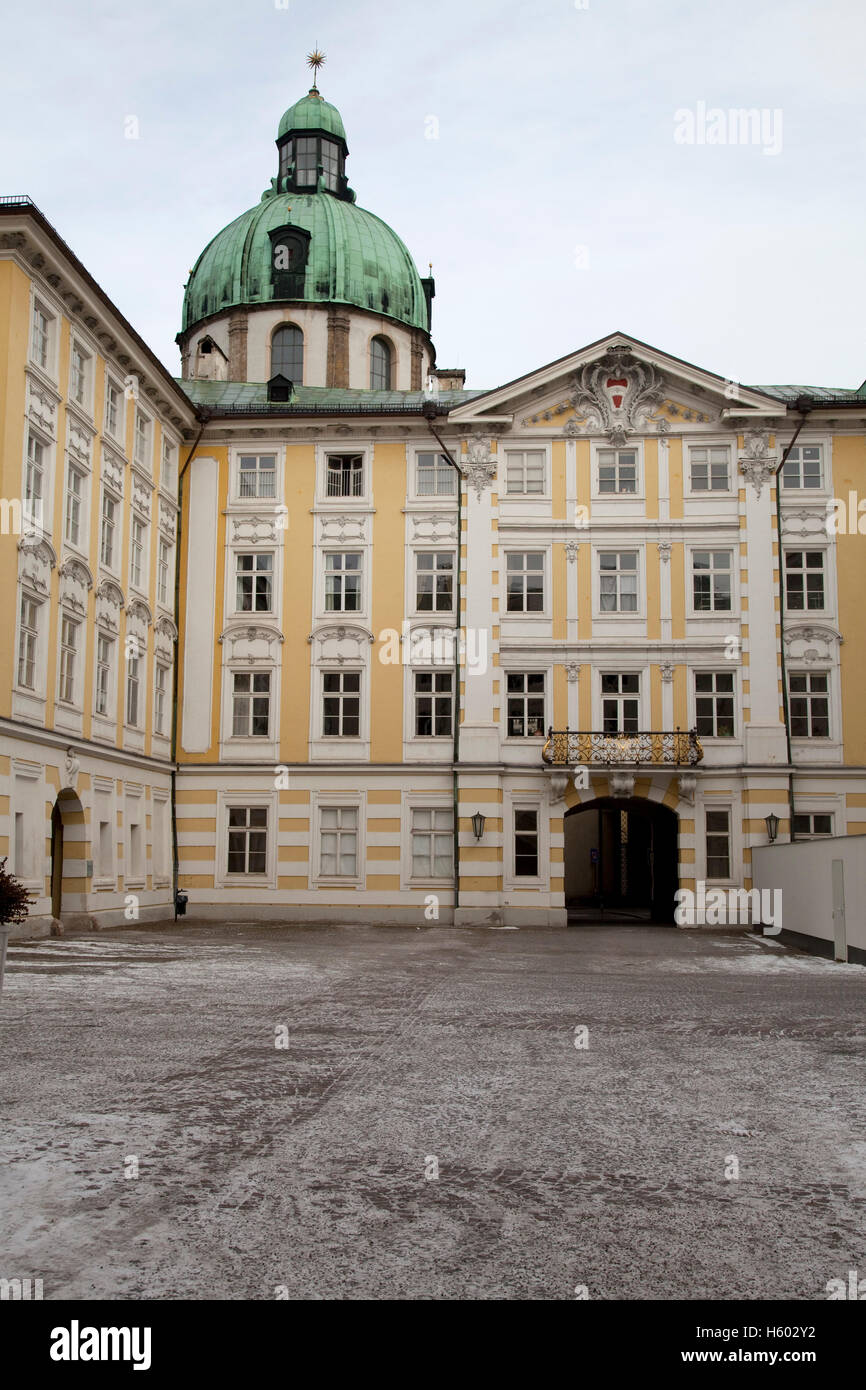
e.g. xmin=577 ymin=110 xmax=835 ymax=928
xmin=541 ymin=728 xmax=703 ymax=767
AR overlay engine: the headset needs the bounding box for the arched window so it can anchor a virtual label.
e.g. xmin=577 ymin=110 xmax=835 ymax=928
xmin=370 ymin=337 xmax=392 ymax=390
xmin=271 ymin=325 xmax=303 ymax=384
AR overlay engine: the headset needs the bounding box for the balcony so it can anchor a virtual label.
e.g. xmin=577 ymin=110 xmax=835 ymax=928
xmin=541 ymin=728 xmax=703 ymax=767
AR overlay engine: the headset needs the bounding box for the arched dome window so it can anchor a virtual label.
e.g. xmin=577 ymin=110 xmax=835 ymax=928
xmin=370 ymin=336 xmax=392 ymax=390
xmin=271 ymin=325 xmax=303 ymax=384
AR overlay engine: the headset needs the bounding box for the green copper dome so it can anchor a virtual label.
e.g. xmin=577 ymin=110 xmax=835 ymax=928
xmin=181 ymin=88 xmax=431 ymax=336
xmin=277 ymin=90 xmax=346 ymax=142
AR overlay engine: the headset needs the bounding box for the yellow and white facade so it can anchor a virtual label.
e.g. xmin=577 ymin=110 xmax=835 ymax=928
xmin=3 ymin=84 xmax=866 ymax=936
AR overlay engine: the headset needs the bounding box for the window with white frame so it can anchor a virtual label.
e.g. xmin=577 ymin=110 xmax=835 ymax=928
xmin=31 ymin=301 xmax=51 ymax=370
xmin=689 ymin=445 xmax=730 ymax=491
xmin=414 ymin=671 xmax=453 ymax=737
xmin=599 ymin=551 xmax=638 ymax=612
xmin=601 ymin=673 xmax=639 ymax=732
xmin=58 ymin=614 xmax=79 ymax=704
xmin=695 ymin=671 xmax=735 ymax=737
xmin=130 ymin=515 xmax=147 ymax=590
xmin=157 ymin=537 xmax=172 ymax=606
xmin=126 ymin=651 xmax=141 ymax=726
xmin=793 ymin=813 xmax=834 ymax=838
xmin=416 ymin=451 xmax=455 ymax=497
xmin=692 ymin=550 xmax=732 ymax=612
xmin=324 ymin=552 xmax=362 ymax=612
xmin=784 ymin=550 xmax=825 ymax=611
xmin=134 ymin=410 xmax=152 ymax=469
xmin=70 ymin=342 xmax=89 ymax=407
xmin=100 ymin=492 xmax=117 ymax=569
xmin=227 ymin=807 xmax=268 ymax=874
xmin=789 ymin=672 xmax=830 ymax=737
xmin=705 ymin=808 xmax=731 ymax=880
xmin=95 ymin=633 xmax=114 ymax=716
xmin=326 ymin=453 xmax=363 ymax=498
xmin=319 ymin=806 xmax=359 ymax=878
xmin=598 ymin=447 xmax=637 ymax=494
xmin=506 ymin=551 xmax=544 ymax=612
xmin=322 ymin=671 xmax=360 ymax=736
xmin=416 ymin=552 xmax=454 ymax=612
xmin=161 ymin=438 xmax=176 ymax=493
xmin=505 ymin=449 xmax=545 ymax=495
xmin=17 ymin=596 xmax=40 ymax=689
xmin=232 ymin=671 xmax=271 ymax=737
xmin=105 ymin=378 xmax=123 ymax=440
xmin=506 ymin=672 xmax=546 ymax=737
xmin=65 ymin=466 xmax=85 ymax=547
xmin=24 ymin=434 xmax=44 ymax=529
xmin=235 ymin=552 xmax=273 ymax=613
xmin=411 ymin=807 xmax=453 ymax=878
xmin=514 ymin=808 xmax=540 ymax=877
xmin=154 ymin=662 xmax=169 ymax=736
xmin=782 ymin=445 xmax=823 ymax=490
xmin=238 ymin=453 xmax=276 ymax=499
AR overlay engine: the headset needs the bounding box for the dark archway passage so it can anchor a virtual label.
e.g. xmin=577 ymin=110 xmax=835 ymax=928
xmin=564 ymin=797 xmax=679 ymax=923
xmin=49 ymin=788 xmax=87 ymax=924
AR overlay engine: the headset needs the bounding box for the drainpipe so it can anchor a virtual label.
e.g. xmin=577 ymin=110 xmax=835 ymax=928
xmin=170 ymin=412 xmax=209 ymax=918
xmin=773 ymin=402 xmax=811 ymax=843
xmin=423 ymin=407 xmax=462 ymax=918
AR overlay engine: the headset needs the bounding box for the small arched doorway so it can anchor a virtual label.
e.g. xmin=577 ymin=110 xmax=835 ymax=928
xmin=565 ymin=797 xmax=679 ymax=923
xmin=50 ymin=788 xmax=87 ymax=923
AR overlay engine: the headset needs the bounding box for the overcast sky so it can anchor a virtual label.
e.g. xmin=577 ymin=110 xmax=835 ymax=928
xmin=3 ymin=0 xmax=864 ymax=391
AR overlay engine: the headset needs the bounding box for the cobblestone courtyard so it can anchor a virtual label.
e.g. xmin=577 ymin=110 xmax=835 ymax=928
xmin=1 ymin=923 xmax=864 ymax=1300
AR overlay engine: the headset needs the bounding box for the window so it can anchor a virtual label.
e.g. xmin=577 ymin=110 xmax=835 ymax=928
xmin=25 ymin=434 xmax=44 ymax=527
xmin=271 ymin=325 xmax=303 ymax=383
xmin=416 ymin=552 xmax=454 ymax=612
xmin=319 ymin=806 xmax=358 ymax=877
xmin=235 ymin=552 xmax=273 ymax=612
xmin=100 ymin=493 xmax=117 ymax=568
xmin=598 ymin=448 xmax=637 ymax=494
xmin=326 ymin=454 xmax=363 ymax=498
xmin=514 ymin=809 xmax=539 ymax=877
xmin=599 ymin=551 xmax=638 ymax=612
xmin=70 ymin=343 xmax=88 ymax=406
xmin=227 ymin=807 xmax=268 ymax=874
xmin=157 ymin=538 xmax=172 ymax=606
xmin=126 ymin=653 xmax=140 ymax=726
xmin=65 ymin=467 xmax=84 ymax=547
xmin=130 ymin=516 xmax=147 ymax=589
xmin=695 ymin=671 xmax=735 ymax=737
xmin=59 ymin=615 xmax=79 ymax=704
xmin=325 ymin=552 xmax=362 ymax=612
xmin=95 ymin=634 xmax=113 ymax=715
xmin=154 ymin=663 xmax=169 ymax=735
xmin=295 ymin=135 xmax=318 ymax=186
xmin=692 ymin=550 xmax=732 ymax=612
xmin=602 ymin=674 xmax=639 ymax=733
xmin=411 ymin=807 xmax=452 ymax=878
xmin=689 ymin=446 xmax=730 ymax=491
xmin=793 ymin=813 xmax=834 ymax=838
xmin=705 ymin=809 xmax=731 ymax=880
xmin=506 ymin=450 xmax=545 ymax=495
xmin=322 ymin=671 xmax=360 ymax=736
xmin=506 ymin=552 xmax=544 ymax=612
xmin=506 ymin=673 xmax=546 ymax=737
xmin=414 ymin=671 xmax=453 ymax=737
xmin=785 ymin=551 xmax=825 ymax=611
xmin=17 ymin=597 xmax=39 ymax=689
xmin=320 ymin=138 xmax=341 ymax=191
xmin=789 ymin=672 xmax=830 ymax=737
xmin=370 ymin=337 xmax=392 ymax=390
xmin=232 ymin=672 xmax=271 ymax=737
xmin=416 ymin=451 xmax=455 ymax=497
xmin=31 ymin=302 xmax=50 ymax=369
xmin=238 ymin=453 xmax=276 ymax=499
xmin=134 ymin=410 xmax=152 ymax=469
xmin=161 ymin=438 xmax=176 ymax=492
xmin=105 ymin=379 xmax=122 ymax=439
xmin=782 ymin=445 xmax=823 ymax=490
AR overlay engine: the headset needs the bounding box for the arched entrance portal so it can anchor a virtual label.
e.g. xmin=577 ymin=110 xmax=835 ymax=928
xmin=50 ymin=788 xmax=87 ymax=924
xmin=565 ymin=797 xmax=679 ymax=923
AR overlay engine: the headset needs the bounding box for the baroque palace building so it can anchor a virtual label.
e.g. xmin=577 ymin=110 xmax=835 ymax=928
xmin=2 ymin=78 xmax=866 ymax=934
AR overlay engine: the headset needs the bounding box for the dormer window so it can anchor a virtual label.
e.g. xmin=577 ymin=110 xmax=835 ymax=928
xmin=194 ymin=335 xmax=228 ymax=382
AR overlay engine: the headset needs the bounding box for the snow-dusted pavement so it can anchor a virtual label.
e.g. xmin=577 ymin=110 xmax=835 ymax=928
xmin=1 ymin=922 xmax=864 ymax=1300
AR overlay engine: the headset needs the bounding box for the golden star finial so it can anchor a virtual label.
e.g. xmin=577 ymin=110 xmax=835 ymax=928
xmin=306 ymin=49 xmax=326 ymax=88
